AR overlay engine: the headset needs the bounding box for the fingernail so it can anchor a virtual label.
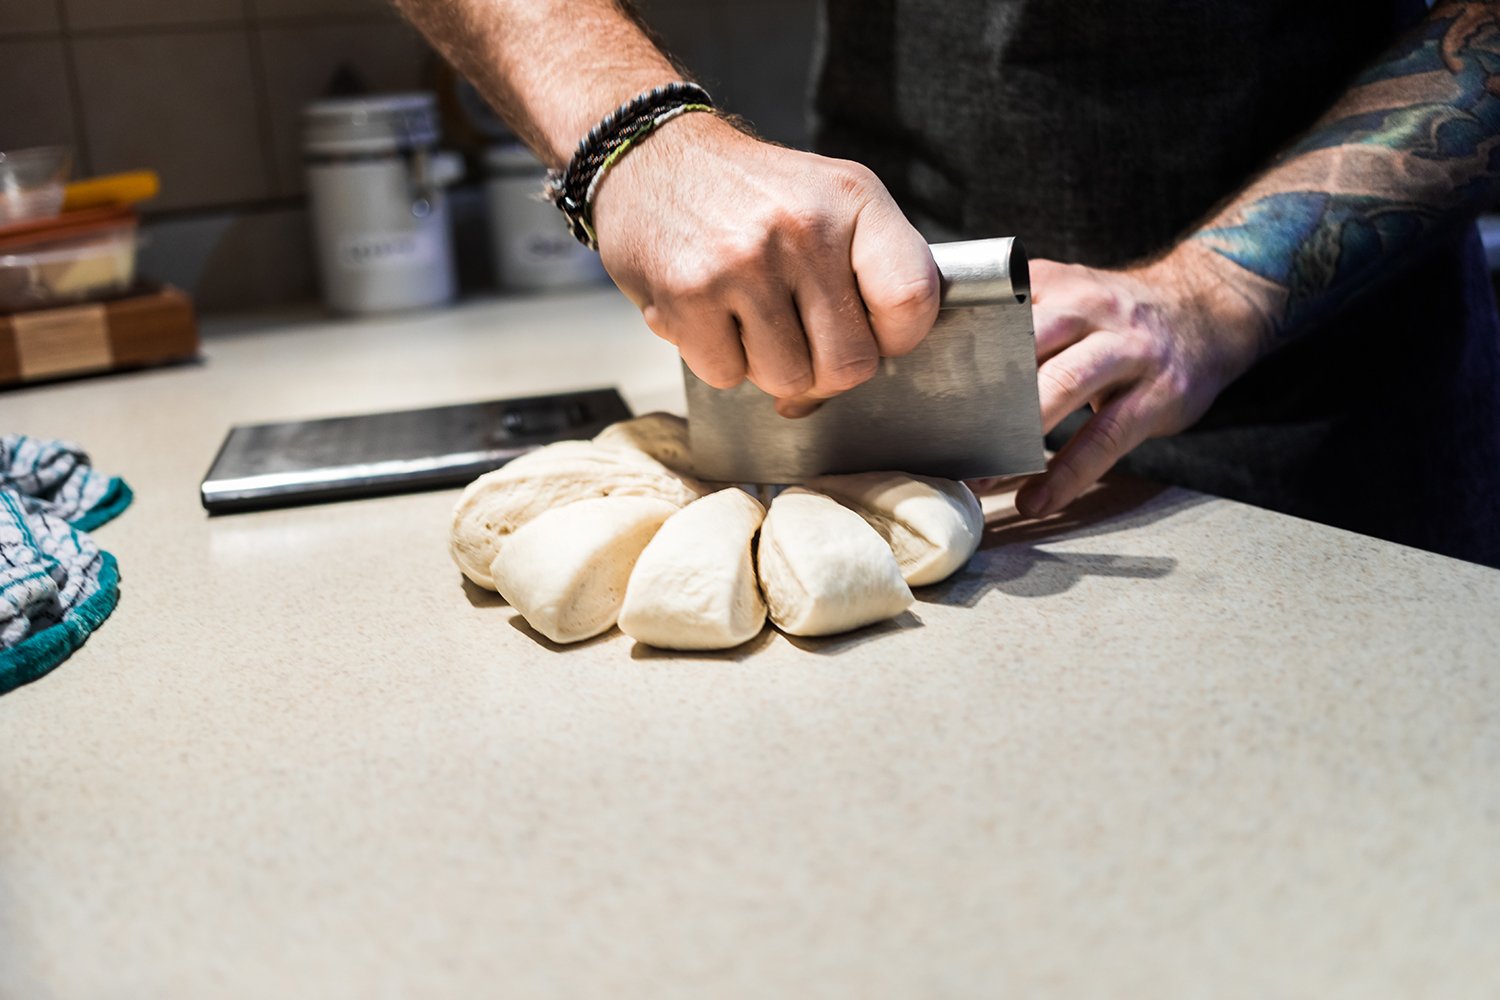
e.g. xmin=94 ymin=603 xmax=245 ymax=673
xmin=1017 ymin=485 xmax=1050 ymax=518
xmin=779 ymin=401 xmax=817 ymax=419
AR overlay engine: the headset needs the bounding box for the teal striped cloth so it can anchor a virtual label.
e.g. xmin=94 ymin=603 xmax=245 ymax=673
xmin=1 ymin=435 xmax=132 ymax=696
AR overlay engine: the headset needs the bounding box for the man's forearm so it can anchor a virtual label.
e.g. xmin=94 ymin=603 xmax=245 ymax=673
xmin=1182 ymin=1 xmax=1500 ymax=340
xmin=390 ymin=0 xmax=682 ymax=164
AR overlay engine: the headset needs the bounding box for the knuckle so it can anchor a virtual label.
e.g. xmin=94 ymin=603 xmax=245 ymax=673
xmin=754 ymin=370 xmax=814 ymax=397
xmin=1136 ymin=337 xmax=1175 ymax=378
xmin=1046 ymin=453 xmax=1085 ymax=495
xmin=1042 ymin=262 xmax=1088 ymax=292
xmin=1086 ymin=410 xmax=1132 ymax=459
xmin=816 ymin=354 xmax=879 ymax=393
xmin=828 ymin=160 xmax=880 ymax=197
xmin=874 ymin=266 xmax=940 ymax=320
xmin=762 ymin=204 xmax=836 ymax=252
xmin=1037 ymin=364 xmax=1084 ymax=402
xmin=640 ymin=304 xmax=678 ymax=346
xmin=696 ymin=362 xmax=746 ymax=390
xmin=1034 ymin=309 xmax=1077 ymax=342
xmin=748 ymin=356 xmax=814 ymax=397
xmin=1161 ymin=361 xmax=1193 ymax=400
xmin=1077 ymin=286 xmax=1121 ymax=318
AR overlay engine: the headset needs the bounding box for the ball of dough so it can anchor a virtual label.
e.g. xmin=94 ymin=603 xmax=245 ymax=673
xmin=490 ymin=495 xmax=678 ymax=644
xmin=757 ymin=488 xmax=913 ymax=637
xmin=500 ymin=437 xmax=678 ymax=476
xmin=450 ymin=441 xmax=705 ymax=590
xmin=497 ymin=439 xmax=617 ymax=474
xmin=618 ymin=488 xmax=767 ymax=650
xmin=592 ymin=412 xmax=693 ymax=474
xmin=806 ymin=472 xmax=984 ymax=586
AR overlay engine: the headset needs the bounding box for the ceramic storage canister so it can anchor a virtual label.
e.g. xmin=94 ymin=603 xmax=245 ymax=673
xmin=303 ymin=93 xmax=462 ymax=314
xmin=484 ymin=142 xmax=608 ymax=292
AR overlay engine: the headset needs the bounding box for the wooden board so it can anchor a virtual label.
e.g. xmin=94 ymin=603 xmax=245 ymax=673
xmin=0 ymin=285 xmax=199 ymax=388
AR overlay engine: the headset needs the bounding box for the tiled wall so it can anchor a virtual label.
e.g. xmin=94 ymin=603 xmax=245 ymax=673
xmin=0 ymin=0 xmax=818 ymax=312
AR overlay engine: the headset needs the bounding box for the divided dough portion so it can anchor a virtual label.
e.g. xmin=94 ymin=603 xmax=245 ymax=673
xmin=806 ymin=472 xmax=984 ymax=586
xmin=593 ymin=412 xmax=693 ymax=474
xmin=618 ymin=488 xmax=767 ymax=650
xmin=757 ymin=488 xmax=913 ymax=637
xmin=490 ymin=495 xmax=678 ymax=644
xmin=450 ymin=441 xmax=705 ymax=590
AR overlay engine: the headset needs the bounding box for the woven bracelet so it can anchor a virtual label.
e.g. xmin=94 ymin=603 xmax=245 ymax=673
xmin=546 ymin=82 xmax=715 ymax=250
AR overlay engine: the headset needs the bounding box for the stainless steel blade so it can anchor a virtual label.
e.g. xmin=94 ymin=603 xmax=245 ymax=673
xmin=685 ymin=237 xmax=1046 ymax=483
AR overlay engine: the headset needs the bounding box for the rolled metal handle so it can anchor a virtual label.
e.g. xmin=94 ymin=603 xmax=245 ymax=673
xmin=931 ymin=237 xmax=1030 ymax=308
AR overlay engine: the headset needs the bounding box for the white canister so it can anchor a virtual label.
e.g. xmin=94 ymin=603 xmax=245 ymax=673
xmin=303 ymin=93 xmax=462 ymax=314
xmin=484 ymin=143 xmax=608 ymax=292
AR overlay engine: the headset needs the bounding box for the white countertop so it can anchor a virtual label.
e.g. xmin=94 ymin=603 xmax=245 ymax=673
xmin=2 ymin=289 xmax=1498 ymax=998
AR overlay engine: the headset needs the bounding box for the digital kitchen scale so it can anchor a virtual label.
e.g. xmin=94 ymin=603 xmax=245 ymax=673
xmin=200 ymin=387 xmax=632 ymax=514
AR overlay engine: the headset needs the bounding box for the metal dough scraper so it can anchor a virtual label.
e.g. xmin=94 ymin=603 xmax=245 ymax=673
xmin=685 ymin=237 xmax=1046 ymax=483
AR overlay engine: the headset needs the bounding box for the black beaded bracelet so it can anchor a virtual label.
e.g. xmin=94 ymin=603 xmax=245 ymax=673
xmin=546 ymin=82 xmax=715 ymax=249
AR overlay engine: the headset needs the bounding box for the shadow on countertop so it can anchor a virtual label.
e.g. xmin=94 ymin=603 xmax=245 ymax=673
xmin=462 ymin=578 xmax=508 ymax=609
xmin=920 ymin=476 xmax=1207 ymax=605
xmin=628 ymin=624 xmax=780 ymax=662
xmin=627 ymin=609 xmax=926 ymax=661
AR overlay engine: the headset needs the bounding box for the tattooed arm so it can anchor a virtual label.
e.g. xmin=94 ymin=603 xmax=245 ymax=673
xmin=1192 ymin=2 xmax=1500 ymax=338
xmin=1013 ymin=1 xmax=1500 ymax=519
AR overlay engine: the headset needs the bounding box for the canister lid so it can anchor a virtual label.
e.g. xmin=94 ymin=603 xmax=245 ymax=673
xmin=302 ymin=92 xmax=440 ymax=155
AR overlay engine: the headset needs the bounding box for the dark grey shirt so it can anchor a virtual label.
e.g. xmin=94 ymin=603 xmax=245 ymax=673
xmin=813 ymin=0 xmax=1500 ymax=567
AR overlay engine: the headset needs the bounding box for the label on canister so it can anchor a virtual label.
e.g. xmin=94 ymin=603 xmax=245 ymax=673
xmin=336 ymin=228 xmax=443 ymax=271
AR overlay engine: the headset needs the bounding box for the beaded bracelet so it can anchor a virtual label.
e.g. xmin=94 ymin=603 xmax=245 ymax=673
xmin=546 ymin=82 xmax=716 ymax=250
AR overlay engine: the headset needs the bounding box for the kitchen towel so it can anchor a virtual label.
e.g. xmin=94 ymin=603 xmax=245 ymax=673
xmin=1 ymin=436 xmax=131 ymax=696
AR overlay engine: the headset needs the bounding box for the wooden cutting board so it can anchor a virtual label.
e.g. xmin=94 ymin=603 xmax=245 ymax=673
xmin=0 ymin=284 xmax=199 ymax=388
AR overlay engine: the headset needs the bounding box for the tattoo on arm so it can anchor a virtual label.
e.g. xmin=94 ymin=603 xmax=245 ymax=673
xmin=1191 ymin=2 xmax=1500 ymax=337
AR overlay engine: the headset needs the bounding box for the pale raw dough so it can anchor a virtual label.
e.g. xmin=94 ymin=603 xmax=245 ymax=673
xmin=496 ymin=439 xmax=614 ymax=474
xmin=757 ymin=488 xmax=913 ymax=637
xmin=806 ymin=472 xmax=984 ymax=586
xmin=489 ymin=495 xmax=678 ymax=644
xmin=592 ymin=412 xmax=693 ymax=474
xmin=450 ymin=441 xmax=705 ymax=590
xmin=618 ymin=488 xmax=767 ymax=650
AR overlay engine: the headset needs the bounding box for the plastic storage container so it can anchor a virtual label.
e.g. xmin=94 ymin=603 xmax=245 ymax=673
xmin=0 ymin=206 xmax=138 ymax=313
xmin=0 ymin=146 xmax=71 ymax=226
xmin=303 ymin=93 xmax=462 ymax=314
xmin=484 ymin=143 xmax=608 ymax=292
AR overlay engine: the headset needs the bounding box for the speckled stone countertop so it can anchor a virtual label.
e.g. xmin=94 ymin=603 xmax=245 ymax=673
xmin=2 ymin=290 xmax=1498 ymax=999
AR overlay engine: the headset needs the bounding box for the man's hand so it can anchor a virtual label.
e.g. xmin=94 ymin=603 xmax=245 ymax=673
xmin=389 ymin=0 xmax=938 ymax=413
xmin=1014 ymin=250 xmax=1268 ymax=519
xmin=591 ymin=113 xmax=941 ymax=417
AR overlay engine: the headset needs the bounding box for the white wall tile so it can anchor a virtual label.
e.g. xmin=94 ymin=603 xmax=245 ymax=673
xmin=0 ymin=40 xmax=80 ymax=156
xmin=255 ymin=20 xmax=433 ymax=195
xmin=62 ymin=0 xmax=244 ymax=31
xmin=0 ymin=0 xmax=62 ymax=36
xmin=72 ymin=31 xmax=271 ymax=209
